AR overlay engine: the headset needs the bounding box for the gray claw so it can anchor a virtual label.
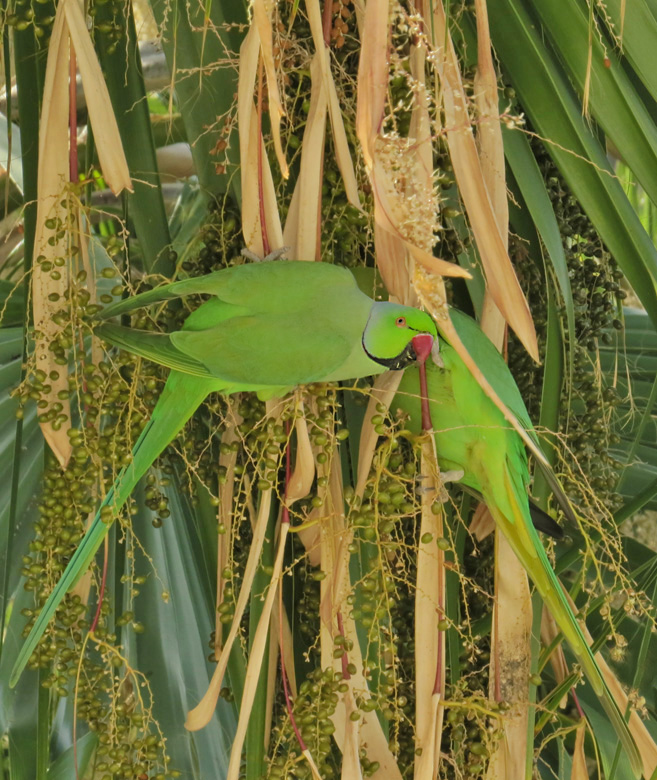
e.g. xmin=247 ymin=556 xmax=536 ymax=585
xmin=431 ymin=339 xmax=444 ymax=368
xmin=241 ymin=246 xmax=290 ymax=263
xmin=441 ymin=469 xmax=464 ymax=485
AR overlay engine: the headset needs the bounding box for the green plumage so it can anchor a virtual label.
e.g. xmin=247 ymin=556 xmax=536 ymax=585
xmin=395 ymin=309 xmax=641 ymax=776
xmin=11 ymin=261 xmax=436 ymax=686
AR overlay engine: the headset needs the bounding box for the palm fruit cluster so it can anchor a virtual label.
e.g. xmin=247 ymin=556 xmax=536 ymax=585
xmin=9 ymin=183 xmax=183 ymax=774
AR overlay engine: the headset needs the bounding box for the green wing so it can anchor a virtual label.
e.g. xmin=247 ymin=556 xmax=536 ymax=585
xmin=97 ymin=261 xmax=361 ymax=320
xmin=172 ymin=313 xmax=360 ymax=387
xmin=99 ymin=312 xmax=368 ymax=389
xmin=96 ymin=323 xmax=218 ymax=379
xmin=96 ymin=261 xmax=380 ymax=387
xmin=97 ymin=261 xmax=378 ymax=387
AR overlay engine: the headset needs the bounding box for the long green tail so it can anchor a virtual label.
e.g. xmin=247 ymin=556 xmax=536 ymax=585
xmin=10 ymin=372 xmax=219 ymax=687
xmin=495 ymin=467 xmax=642 ymax=777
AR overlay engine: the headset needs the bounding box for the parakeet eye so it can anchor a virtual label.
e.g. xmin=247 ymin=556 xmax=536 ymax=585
xmin=396 ymin=316 xmax=407 ymax=327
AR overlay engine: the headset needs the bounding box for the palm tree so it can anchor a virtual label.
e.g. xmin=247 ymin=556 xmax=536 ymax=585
xmin=1 ymin=0 xmax=657 ymax=777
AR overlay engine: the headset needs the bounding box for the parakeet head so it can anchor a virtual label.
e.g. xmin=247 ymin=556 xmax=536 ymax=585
xmin=362 ymin=302 xmax=438 ymax=370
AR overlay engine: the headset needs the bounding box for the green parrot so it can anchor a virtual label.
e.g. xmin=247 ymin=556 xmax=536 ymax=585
xmin=395 ymin=308 xmax=642 ymax=777
xmin=10 ymin=260 xmax=437 ymax=686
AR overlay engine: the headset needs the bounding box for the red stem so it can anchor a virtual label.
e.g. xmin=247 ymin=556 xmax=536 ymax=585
xmin=322 ymin=0 xmax=333 ymax=46
xmin=418 ymin=361 xmax=432 ymax=432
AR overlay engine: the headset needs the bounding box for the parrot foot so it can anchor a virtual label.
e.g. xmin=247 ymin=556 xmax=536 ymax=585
xmin=431 ymin=340 xmax=444 ymax=368
xmin=441 ymin=469 xmax=464 ymax=485
xmin=415 ymin=469 xmax=464 ymax=503
xmin=241 ymin=246 xmax=290 ymax=263
xmin=434 ymin=469 xmax=465 ymax=504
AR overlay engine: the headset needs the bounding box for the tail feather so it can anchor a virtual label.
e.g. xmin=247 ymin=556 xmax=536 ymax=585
xmin=10 ymin=373 xmax=219 ymax=687
xmin=533 ymin=457 xmax=579 ymax=526
xmin=528 ymin=501 xmax=564 ymax=540
xmin=495 ymin=468 xmax=642 ymax=777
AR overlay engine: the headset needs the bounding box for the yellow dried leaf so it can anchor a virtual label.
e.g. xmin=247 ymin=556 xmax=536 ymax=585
xmin=473 ymin=0 xmax=509 ymax=349
xmin=33 ymin=0 xmax=73 ymax=468
xmin=326 ymin=460 xmax=353 ymax=622
xmin=238 ymin=28 xmax=284 ymax=255
xmin=355 ymin=0 xmax=388 ymax=169
xmin=414 ymin=437 xmax=446 ymax=779
xmin=304 ymin=0 xmax=361 ymax=210
xmin=355 ymin=371 xmax=404 ymax=499
xmin=354 ymin=0 xmax=415 ymax=299
xmin=253 ymin=0 xmax=288 ymax=178
xmin=409 ymin=43 xmax=433 ymax=209
xmin=352 ymin=0 xmax=365 ymax=33
xmin=571 ymin=720 xmax=590 ymax=780
xmin=282 ymin=53 xmax=327 ymax=260
xmin=372 ymin=218 xmax=415 ymax=305
xmin=185 ymin=486 xmax=272 ymax=731
xmin=473 ymin=0 xmax=508 ymax=240
xmin=582 ymin=32 xmax=593 ymax=119
xmin=469 ymin=502 xmax=496 ymax=541
xmin=35 ymin=0 xmax=131 ymax=466
xmin=272 ymin=597 xmax=297 ymax=697
xmin=428 ymin=0 xmax=538 ymax=361
xmin=62 ymin=0 xmax=131 ymax=194
xmin=225 ymin=523 xmax=290 ymax=780
xmin=301 ymin=751 xmax=323 ymax=780
xmin=356 ymin=6 xmax=470 ymax=304
xmin=485 ymin=531 xmax=531 ymax=780
xmin=325 ymin=64 xmax=362 ymax=211
xmin=414 ymin=695 xmax=444 ymax=780
xmin=480 ymin=293 xmax=506 ymax=356
xmin=286 ymin=402 xmax=316 ymax=505
xmin=296 ymin=515 xmax=322 ymax=566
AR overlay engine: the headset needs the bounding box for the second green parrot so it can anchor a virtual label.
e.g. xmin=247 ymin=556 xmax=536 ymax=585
xmin=11 ymin=260 xmax=437 ymax=685
xmin=395 ymin=309 xmax=641 ymax=776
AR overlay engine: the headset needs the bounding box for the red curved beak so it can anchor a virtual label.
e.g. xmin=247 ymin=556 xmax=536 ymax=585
xmin=412 ymin=333 xmax=434 ymax=364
